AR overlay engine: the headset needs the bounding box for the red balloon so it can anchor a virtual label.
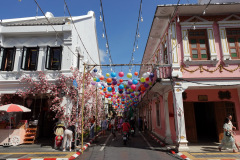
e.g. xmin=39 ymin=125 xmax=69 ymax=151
xmin=107 ymin=78 xmax=112 ymax=83
xmin=134 ymin=72 xmax=138 ymax=76
xmin=118 ymin=72 xmax=124 ymax=77
xmin=119 ymin=79 xmax=123 ymax=83
xmin=100 ymin=76 xmax=105 ymax=80
xmin=146 ymin=77 xmax=149 ymax=81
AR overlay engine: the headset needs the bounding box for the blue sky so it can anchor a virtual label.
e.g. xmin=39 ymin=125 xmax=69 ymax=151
xmin=0 ymin=0 xmax=197 ymax=74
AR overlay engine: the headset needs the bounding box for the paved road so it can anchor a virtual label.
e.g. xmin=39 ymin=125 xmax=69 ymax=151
xmin=78 ymin=130 xmax=178 ymax=160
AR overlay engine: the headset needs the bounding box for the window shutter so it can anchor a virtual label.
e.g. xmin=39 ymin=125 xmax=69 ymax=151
xmin=45 ymin=46 xmax=50 ymax=69
xmin=35 ymin=46 xmax=39 ymax=70
xmin=10 ymin=47 xmax=16 ymax=71
xmin=21 ymin=46 xmax=27 ymax=70
xmin=0 ymin=47 xmax=4 ymax=71
xmin=58 ymin=46 xmax=62 ymax=70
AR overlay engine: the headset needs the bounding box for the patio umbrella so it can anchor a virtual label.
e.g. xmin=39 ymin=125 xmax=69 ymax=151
xmin=0 ymin=104 xmax=31 ymax=145
xmin=0 ymin=104 xmax=31 ymax=113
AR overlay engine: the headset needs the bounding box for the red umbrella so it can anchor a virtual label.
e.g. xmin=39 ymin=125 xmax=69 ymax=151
xmin=0 ymin=104 xmax=31 ymax=112
xmin=0 ymin=104 xmax=31 ymax=145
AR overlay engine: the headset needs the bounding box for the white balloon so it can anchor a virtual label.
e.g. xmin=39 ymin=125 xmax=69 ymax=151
xmin=97 ymin=83 xmax=102 ymax=88
xmin=104 ymin=83 xmax=108 ymax=87
xmin=146 ymin=72 xmax=150 ymax=76
xmin=96 ymin=73 xmax=102 ymax=78
xmin=143 ymin=73 xmax=148 ymax=78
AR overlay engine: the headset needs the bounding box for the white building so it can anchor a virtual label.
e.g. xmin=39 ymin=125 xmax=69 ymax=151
xmin=0 ymin=11 xmax=100 ymax=141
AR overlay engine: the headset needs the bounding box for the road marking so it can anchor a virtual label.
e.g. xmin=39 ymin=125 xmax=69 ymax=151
xmin=139 ymin=132 xmax=154 ymax=150
xmin=100 ymin=134 xmax=112 ymax=151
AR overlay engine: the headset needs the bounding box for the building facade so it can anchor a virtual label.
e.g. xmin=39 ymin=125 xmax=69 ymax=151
xmin=0 ymin=11 xmax=100 ymax=143
xmin=139 ymin=2 xmax=240 ymax=151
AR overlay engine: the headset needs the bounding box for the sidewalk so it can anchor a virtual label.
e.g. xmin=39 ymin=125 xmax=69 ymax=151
xmin=0 ymin=132 xmax=102 ymax=160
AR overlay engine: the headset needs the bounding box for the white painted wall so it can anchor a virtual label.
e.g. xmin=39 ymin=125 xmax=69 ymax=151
xmin=0 ymin=11 xmax=100 ymax=94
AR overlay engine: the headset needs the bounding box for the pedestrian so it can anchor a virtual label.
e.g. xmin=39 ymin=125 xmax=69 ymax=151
xmin=89 ymin=116 xmax=95 ymax=139
xmin=227 ymin=114 xmax=239 ymax=151
xmin=144 ymin=118 xmax=148 ymax=132
xmin=117 ymin=116 xmax=123 ymax=133
xmin=101 ymin=117 xmax=108 ymax=136
xmin=218 ymin=117 xmax=238 ymax=153
xmin=62 ymin=125 xmax=75 ymax=152
xmin=111 ymin=116 xmax=116 ymax=140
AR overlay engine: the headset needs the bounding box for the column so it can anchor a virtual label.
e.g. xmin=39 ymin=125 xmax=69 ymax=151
xmin=164 ymin=93 xmax=173 ymax=144
xmin=173 ymin=86 xmax=189 ymax=151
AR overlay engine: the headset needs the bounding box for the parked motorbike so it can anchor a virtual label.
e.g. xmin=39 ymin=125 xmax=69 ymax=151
xmin=122 ymin=131 xmax=128 ymax=145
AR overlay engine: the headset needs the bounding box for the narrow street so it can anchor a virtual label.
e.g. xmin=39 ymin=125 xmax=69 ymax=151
xmin=78 ymin=130 xmax=177 ymax=160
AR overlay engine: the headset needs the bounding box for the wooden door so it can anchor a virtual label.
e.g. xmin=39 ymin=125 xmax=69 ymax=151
xmin=183 ymin=102 xmax=198 ymax=143
xmin=214 ymin=102 xmax=226 ymax=142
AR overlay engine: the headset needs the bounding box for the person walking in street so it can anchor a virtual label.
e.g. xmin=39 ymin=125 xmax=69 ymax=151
xmin=117 ymin=116 xmax=123 ymax=133
xmin=111 ymin=116 xmax=116 ymax=140
xmin=218 ymin=117 xmax=238 ymax=153
xmin=101 ymin=117 xmax=108 ymax=136
xmin=62 ymin=125 xmax=75 ymax=152
xmin=90 ymin=116 xmax=95 ymax=139
xmin=227 ymin=114 xmax=239 ymax=151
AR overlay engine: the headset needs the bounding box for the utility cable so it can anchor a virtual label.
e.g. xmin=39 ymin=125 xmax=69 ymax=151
xmin=64 ymin=0 xmax=98 ymax=65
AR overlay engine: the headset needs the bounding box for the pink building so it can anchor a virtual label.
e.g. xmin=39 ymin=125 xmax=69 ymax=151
xmin=139 ymin=2 xmax=240 ymax=151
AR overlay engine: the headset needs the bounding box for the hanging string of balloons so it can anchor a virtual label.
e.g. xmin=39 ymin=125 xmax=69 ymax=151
xmin=90 ymin=68 xmax=154 ymax=113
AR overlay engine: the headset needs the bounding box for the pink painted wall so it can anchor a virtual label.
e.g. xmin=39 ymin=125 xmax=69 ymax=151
xmin=183 ymin=89 xmax=240 ymax=142
xmin=150 ymin=96 xmax=166 ymax=139
xmin=176 ymin=19 xmax=240 ymax=78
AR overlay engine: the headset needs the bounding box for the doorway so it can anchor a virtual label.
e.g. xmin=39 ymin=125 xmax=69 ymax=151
xmin=184 ymin=101 xmax=238 ymax=143
xmin=194 ymin=102 xmax=218 ymax=142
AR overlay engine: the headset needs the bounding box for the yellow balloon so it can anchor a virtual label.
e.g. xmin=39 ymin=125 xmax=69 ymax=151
xmin=106 ymin=73 xmax=110 ymax=77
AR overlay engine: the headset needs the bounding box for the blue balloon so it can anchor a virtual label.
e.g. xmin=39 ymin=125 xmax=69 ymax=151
xmin=119 ymin=84 xmax=124 ymax=90
xmin=93 ymin=68 xmax=98 ymax=72
xmin=132 ymin=79 xmax=138 ymax=85
xmin=111 ymin=72 xmax=117 ymax=77
xmin=107 ymin=87 xmax=112 ymax=92
xmin=96 ymin=77 xmax=100 ymax=82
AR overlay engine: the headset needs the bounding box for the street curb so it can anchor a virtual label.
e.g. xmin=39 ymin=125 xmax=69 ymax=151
xmin=69 ymin=131 xmax=102 ymax=160
xmin=2 ymin=132 xmax=102 ymax=160
xmin=149 ymin=133 xmax=190 ymax=160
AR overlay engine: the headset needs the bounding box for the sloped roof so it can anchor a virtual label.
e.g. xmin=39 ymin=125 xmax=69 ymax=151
xmin=2 ymin=17 xmax=69 ymax=26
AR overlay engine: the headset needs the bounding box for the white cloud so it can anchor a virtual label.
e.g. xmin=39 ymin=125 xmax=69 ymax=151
xmin=99 ymin=49 xmax=107 ymax=63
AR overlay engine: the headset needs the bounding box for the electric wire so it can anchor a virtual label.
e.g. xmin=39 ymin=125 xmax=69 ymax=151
xmin=128 ymin=0 xmax=143 ymax=69
xmin=99 ymin=0 xmax=114 ymax=66
xmin=64 ymin=0 xmax=98 ymax=65
xmin=33 ymin=0 xmax=79 ymax=59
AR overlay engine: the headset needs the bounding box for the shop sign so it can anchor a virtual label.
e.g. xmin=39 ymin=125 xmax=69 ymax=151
xmin=198 ymin=95 xmax=208 ymax=101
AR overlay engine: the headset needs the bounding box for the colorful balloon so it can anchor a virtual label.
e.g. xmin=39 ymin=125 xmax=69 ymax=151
xmin=119 ymin=84 xmax=124 ymax=90
xmin=131 ymin=84 xmax=136 ymax=90
xmin=134 ymin=72 xmax=138 ymax=76
xmin=106 ymin=78 xmax=112 ymax=83
xmin=100 ymin=76 xmax=104 ymax=80
xmin=128 ymin=80 xmax=133 ymax=85
xmin=132 ymin=79 xmax=138 ymax=85
xmin=118 ymin=72 xmax=124 ymax=77
xmin=106 ymin=73 xmax=110 ymax=77
xmin=140 ymin=77 xmax=145 ymax=83
xmin=93 ymin=68 xmax=98 ymax=72
xmin=107 ymin=87 xmax=112 ymax=92
xmin=111 ymin=72 xmax=117 ymax=77
xmin=127 ymin=73 xmax=132 ymax=79
xmin=96 ymin=78 xmax=100 ymax=82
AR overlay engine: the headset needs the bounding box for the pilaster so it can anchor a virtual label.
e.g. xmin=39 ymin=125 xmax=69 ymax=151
xmin=164 ymin=92 xmax=173 ymax=144
xmin=173 ymin=84 xmax=189 ymax=151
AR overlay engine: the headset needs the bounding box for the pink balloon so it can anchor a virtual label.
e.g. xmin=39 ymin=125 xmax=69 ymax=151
xmin=118 ymin=72 xmax=124 ymax=77
xmin=131 ymin=84 xmax=136 ymax=90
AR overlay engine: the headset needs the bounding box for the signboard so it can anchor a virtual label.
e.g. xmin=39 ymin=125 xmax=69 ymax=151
xmin=73 ymin=80 xmax=78 ymax=89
